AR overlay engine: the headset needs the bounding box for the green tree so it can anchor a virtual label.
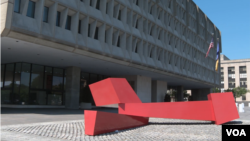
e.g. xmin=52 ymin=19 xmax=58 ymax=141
xmin=232 ymin=86 xmax=250 ymax=98
xmin=183 ymin=90 xmax=190 ymax=100
xmin=212 ymin=87 xmax=221 ymax=93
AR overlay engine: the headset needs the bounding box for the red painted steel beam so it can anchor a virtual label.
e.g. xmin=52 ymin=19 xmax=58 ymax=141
xmin=118 ymin=92 xmax=239 ymax=125
xmin=85 ymin=110 xmax=149 ymax=136
xmin=119 ymin=101 xmax=215 ymax=121
xmin=89 ymin=78 xmax=141 ymax=106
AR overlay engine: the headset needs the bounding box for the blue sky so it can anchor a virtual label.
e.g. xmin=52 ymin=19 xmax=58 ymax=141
xmin=193 ymin=0 xmax=250 ymax=60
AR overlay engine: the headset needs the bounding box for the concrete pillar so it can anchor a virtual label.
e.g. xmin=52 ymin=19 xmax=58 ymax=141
xmin=191 ymin=88 xmax=212 ymax=101
xmin=151 ymin=80 xmax=168 ymax=102
xmin=235 ymin=65 xmax=240 ymax=87
xmin=125 ymin=75 xmax=151 ymax=103
xmin=175 ymin=86 xmax=184 ymax=101
xmin=65 ymin=66 xmax=81 ymax=109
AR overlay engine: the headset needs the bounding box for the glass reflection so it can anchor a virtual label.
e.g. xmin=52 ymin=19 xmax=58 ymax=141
xmin=1 ymin=90 xmax=11 ymax=104
xmin=44 ymin=67 xmax=52 ymax=89
xmin=1 ymin=64 xmax=5 ymax=87
xmin=80 ymin=72 xmax=90 ymax=103
xmin=47 ymin=91 xmax=62 ymax=105
xmin=4 ymin=64 xmax=14 ymax=88
xmin=53 ymin=68 xmax=63 ymax=90
xmin=13 ymin=63 xmax=22 ymax=104
xmin=30 ymin=91 xmax=46 ymax=105
xmin=31 ymin=65 xmax=44 ymax=89
xmin=19 ymin=63 xmax=31 ymax=105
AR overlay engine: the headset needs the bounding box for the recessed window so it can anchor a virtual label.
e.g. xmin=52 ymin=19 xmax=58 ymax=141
xmin=14 ymin=0 xmax=21 ymax=13
xmin=27 ymin=0 xmax=36 ymax=18
xmin=118 ymin=10 xmax=121 ymax=20
xmin=43 ymin=6 xmax=49 ymax=23
xmin=96 ymin=0 xmax=100 ymax=10
xmin=135 ymin=19 xmax=138 ymax=29
xmin=65 ymin=15 xmax=71 ymax=30
xmin=117 ymin=36 xmax=120 ymax=47
xmin=78 ymin=20 xmax=81 ymax=34
xmin=56 ymin=11 xmax=61 ymax=27
xmin=88 ymin=24 xmax=91 ymax=37
xmin=135 ymin=0 xmax=139 ymax=6
xmin=106 ymin=3 xmax=108 ymax=14
xmin=94 ymin=27 xmax=99 ymax=40
xmin=150 ymin=50 xmax=152 ymax=58
xmin=135 ymin=43 xmax=138 ymax=53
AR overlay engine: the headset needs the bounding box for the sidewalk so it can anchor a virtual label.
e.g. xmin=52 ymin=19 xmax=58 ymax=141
xmin=1 ymin=107 xmax=250 ymax=141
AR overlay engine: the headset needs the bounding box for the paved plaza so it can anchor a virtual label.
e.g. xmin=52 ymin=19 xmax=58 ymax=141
xmin=1 ymin=107 xmax=250 ymax=141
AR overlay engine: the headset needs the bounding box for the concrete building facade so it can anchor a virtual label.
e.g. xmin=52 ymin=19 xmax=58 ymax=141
xmin=220 ymin=54 xmax=250 ymax=101
xmin=1 ymin=0 xmax=222 ymax=109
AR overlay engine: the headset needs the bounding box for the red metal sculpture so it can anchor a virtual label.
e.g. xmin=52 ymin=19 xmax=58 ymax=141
xmin=85 ymin=78 xmax=239 ymax=135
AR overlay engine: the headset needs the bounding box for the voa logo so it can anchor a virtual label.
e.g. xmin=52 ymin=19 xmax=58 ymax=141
xmin=226 ymin=129 xmax=246 ymax=136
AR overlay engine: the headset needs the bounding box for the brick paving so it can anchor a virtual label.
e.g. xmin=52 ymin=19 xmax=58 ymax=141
xmin=1 ymin=107 xmax=250 ymax=141
xmin=1 ymin=118 xmax=249 ymax=141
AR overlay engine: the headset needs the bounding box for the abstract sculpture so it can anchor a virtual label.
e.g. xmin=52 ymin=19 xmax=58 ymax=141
xmin=85 ymin=78 xmax=239 ymax=135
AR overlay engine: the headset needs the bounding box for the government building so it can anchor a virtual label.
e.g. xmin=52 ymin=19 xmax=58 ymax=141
xmin=220 ymin=54 xmax=250 ymax=101
xmin=1 ymin=0 xmax=222 ymax=109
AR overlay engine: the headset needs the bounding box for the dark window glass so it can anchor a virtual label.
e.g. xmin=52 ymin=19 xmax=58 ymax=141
xmin=52 ymin=68 xmax=63 ymax=90
xmin=31 ymin=65 xmax=44 ymax=89
xmin=4 ymin=64 xmax=14 ymax=88
xmin=90 ymin=74 xmax=98 ymax=84
xmin=44 ymin=67 xmax=52 ymax=89
xmin=80 ymin=72 xmax=90 ymax=103
xmin=96 ymin=0 xmax=100 ymax=10
xmin=43 ymin=6 xmax=49 ymax=23
xmin=56 ymin=11 xmax=61 ymax=27
xmin=136 ymin=0 xmax=138 ymax=6
xmin=14 ymin=0 xmax=21 ymax=13
xmin=88 ymin=24 xmax=91 ymax=37
xmin=106 ymin=3 xmax=108 ymax=14
xmin=105 ymin=30 xmax=108 ymax=43
xmin=19 ymin=63 xmax=31 ymax=105
xmin=64 ymin=72 xmax=66 ymax=91
xmin=65 ymin=15 xmax=71 ymax=30
xmin=135 ymin=19 xmax=138 ymax=29
xmin=1 ymin=64 xmax=5 ymax=88
xmin=30 ymin=90 xmax=46 ymax=105
xmin=94 ymin=27 xmax=99 ymax=40
xmin=13 ymin=63 xmax=22 ymax=99
xmin=117 ymin=36 xmax=120 ymax=47
xmin=118 ymin=10 xmax=121 ymax=20
xmin=27 ymin=0 xmax=36 ymax=18
xmin=78 ymin=20 xmax=81 ymax=34
xmin=135 ymin=44 xmax=138 ymax=53
xmin=47 ymin=91 xmax=62 ymax=105
xmin=1 ymin=90 xmax=12 ymax=104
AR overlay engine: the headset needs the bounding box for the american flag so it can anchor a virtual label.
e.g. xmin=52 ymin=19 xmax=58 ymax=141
xmin=205 ymin=38 xmax=214 ymax=58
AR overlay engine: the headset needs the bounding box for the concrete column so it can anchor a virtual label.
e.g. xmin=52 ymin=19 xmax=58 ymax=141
xmin=224 ymin=66 xmax=228 ymax=89
xmin=247 ymin=62 xmax=250 ymax=101
xmin=65 ymin=66 xmax=81 ymax=109
xmin=175 ymin=86 xmax=184 ymax=101
xmin=125 ymin=75 xmax=151 ymax=103
xmin=191 ymin=88 xmax=212 ymax=101
xmin=235 ymin=65 xmax=240 ymax=87
xmin=151 ymin=80 xmax=168 ymax=102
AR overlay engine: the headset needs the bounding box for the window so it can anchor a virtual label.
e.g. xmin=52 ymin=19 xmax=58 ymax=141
xmin=118 ymin=10 xmax=121 ymax=20
xmin=52 ymin=68 xmax=63 ymax=90
xmin=135 ymin=43 xmax=138 ymax=53
xmin=135 ymin=0 xmax=139 ymax=6
xmin=135 ymin=19 xmax=138 ymax=29
xmin=43 ymin=6 xmax=49 ymax=23
xmin=94 ymin=27 xmax=99 ymax=40
xmin=56 ymin=11 xmax=61 ymax=27
xmin=65 ymin=15 xmax=71 ymax=30
xmin=96 ymin=0 xmax=100 ymax=10
xmin=27 ymin=0 xmax=36 ymax=18
xmin=4 ymin=64 xmax=14 ymax=88
xmin=88 ymin=24 xmax=91 ymax=37
xmin=14 ymin=0 xmax=21 ymax=13
xmin=106 ymin=3 xmax=108 ymax=14
xmin=1 ymin=65 xmax=5 ymax=88
xmin=31 ymin=65 xmax=44 ymax=89
xmin=117 ymin=36 xmax=120 ymax=47
xmin=78 ymin=20 xmax=81 ymax=34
